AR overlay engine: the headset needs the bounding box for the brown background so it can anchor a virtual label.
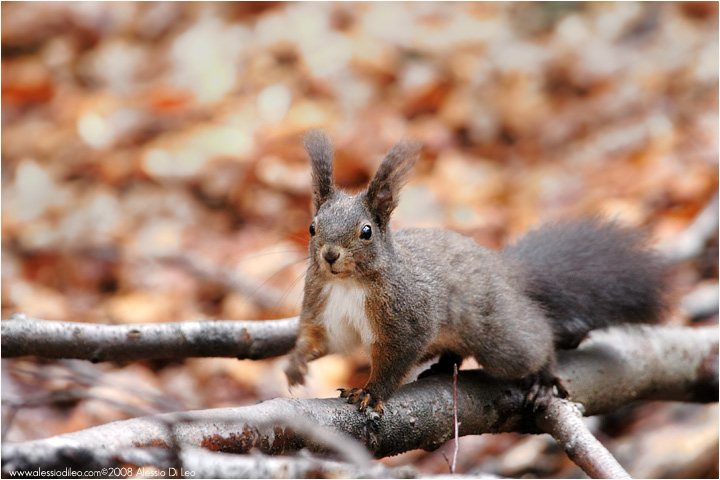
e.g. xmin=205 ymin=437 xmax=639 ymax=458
xmin=2 ymin=2 xmax=717 ymax=477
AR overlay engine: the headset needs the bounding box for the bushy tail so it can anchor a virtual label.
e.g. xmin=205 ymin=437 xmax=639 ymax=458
xmin=503 ymin=218 xmax=668 ymax=349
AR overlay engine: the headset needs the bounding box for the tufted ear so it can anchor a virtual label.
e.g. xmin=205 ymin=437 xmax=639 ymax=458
xmin=365 ymin=139 xmax=421 ymax=229
xmin=303 ymin=129 xmax=335 ymax=212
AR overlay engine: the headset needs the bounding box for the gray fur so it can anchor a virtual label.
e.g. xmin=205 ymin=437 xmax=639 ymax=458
xmin=286 ymin=130 xmax=668 ymax=407
xmin=303 ymin=129 xmax=335 ymax=212
xmin=503 ymin=218 xmax=667 ymax=349
xmin=365 ymin=139 xmax=421 ymax=228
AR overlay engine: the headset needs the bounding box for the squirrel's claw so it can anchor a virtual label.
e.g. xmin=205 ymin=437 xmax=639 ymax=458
xmin=338 ymin=388 xmax=385 ymax=415
xmin=337 ymin=387 xmax=363 ymax=401
xmin=525 ymin=371 xmax=569 ymax=413
xmin=285 ymin=358 xmax=308 ymax=387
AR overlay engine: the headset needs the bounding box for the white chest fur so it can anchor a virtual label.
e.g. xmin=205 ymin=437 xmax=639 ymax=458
xmin=321 ymin=280 xmax=375 ymax=353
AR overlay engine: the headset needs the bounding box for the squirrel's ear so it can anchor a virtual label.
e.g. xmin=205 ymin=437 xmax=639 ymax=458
xmin=303 ymin=129 xmax=335 ymax=211
xmin=365 ymin=139 xmax=421 ymax=228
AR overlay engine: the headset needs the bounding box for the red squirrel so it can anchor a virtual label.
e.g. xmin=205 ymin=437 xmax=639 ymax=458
xmin=285 ymin=129 xmax=667 ymax=414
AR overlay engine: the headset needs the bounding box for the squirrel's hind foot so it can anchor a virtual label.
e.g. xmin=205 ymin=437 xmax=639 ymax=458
xmin=338 ymin=387 xmax=385 ymax=415
xmin=524 ymin=369 xmax=569 ymax=413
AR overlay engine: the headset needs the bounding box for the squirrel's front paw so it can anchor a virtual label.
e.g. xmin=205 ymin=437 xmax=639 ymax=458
xmin=285 ymin=357 xmax=308 ymax=387
xmin=338 ymin=387 xmax=385 ymax=415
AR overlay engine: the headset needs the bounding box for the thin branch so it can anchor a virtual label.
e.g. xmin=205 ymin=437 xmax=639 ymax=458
xmin=4 ymin=193 xmax=715 ymax=365
xmin=662 ymin=193 xmax=719 ymax=263
xmin=157 ymin=252 xmax=292 ymax=311
xmin=2 ymin=325 xmax=716 ymax=477
xmin=1 ymin=313 xmax=298 ymax=362
xmin=176 ymin=448 xmax=404 ymax=479
xmin=680 ymin=282 xmax=720 ymax=320
xmin=536 ymin=399 xmax=630 ymax=479
xmin=452 ymin=363 xmax=459 ymax=474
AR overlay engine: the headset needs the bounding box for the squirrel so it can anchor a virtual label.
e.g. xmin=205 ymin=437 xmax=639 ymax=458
xmin=284 ymin=129 xmax=667 ymax=414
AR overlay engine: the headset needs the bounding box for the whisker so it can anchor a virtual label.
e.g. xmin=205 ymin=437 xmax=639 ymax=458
xmin=246 ymin=222 xmax=311 ymax=245
xmin=237 ymin=256 xmax=310 ymax=315
xmin=233 ymin=249 xmax=307 ymax=265
xmin=273 ymin=258 xmax=310 ymax=314
xmin=291 ymin=265 xmax=310 ymax=313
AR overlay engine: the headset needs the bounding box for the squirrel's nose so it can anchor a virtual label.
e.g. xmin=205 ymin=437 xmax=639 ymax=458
xmin=323 ymin=248 xmax=340 ymax=265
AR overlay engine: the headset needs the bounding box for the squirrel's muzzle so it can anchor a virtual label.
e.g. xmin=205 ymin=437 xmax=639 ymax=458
xmin=323 ymin=247 xmax=340 ymax=266
xmin=318 ymin=245 xmax=354 ymax=277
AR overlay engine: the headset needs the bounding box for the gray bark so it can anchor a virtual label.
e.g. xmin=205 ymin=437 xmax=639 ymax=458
xmin=1 ymin=313 xmax=298 ymax=362
xmin=2 ymin=324 xmax=717 ymax=478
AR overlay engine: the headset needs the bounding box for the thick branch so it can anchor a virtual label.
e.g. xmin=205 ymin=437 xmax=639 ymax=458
xmin=1 ymin=313 xmax=298 ymax=362
xmin=556 ymin=324 xmax=718 ymax=413
xmin=3 ymin=325 xmax=716 ymax=475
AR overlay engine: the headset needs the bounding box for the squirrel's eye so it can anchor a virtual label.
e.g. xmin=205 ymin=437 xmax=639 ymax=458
xmin=309 ymin=221 xmax=316 ymax=236
xmin=360 ymin=224 xmax=372 ymax=240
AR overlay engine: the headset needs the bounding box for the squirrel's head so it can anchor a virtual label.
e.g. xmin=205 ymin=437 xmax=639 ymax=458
xmin=303 ymin=129 xmax=420 ymax=280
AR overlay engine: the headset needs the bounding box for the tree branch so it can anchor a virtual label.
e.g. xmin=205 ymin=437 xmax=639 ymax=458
xmin=662 ymin=193 xmax=719 ymax=263
xmin=1 ymin=313 xmax=298 ymax=362
xmin=3 ymin=325 xmax=716 ymax=477
xmin=556 ymin=325 xmax=718 ymax=413
xmin=156 ymin=252 xmax=294 ymax=311
xmin=536 ymin=399 xmax=630 ymax=479
xmin=176 ymin=448 xmax=405 ymax=479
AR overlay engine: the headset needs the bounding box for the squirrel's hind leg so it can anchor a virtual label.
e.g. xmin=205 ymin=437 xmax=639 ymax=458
xmin=417 ymin=352 xmax=464 ymax=379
